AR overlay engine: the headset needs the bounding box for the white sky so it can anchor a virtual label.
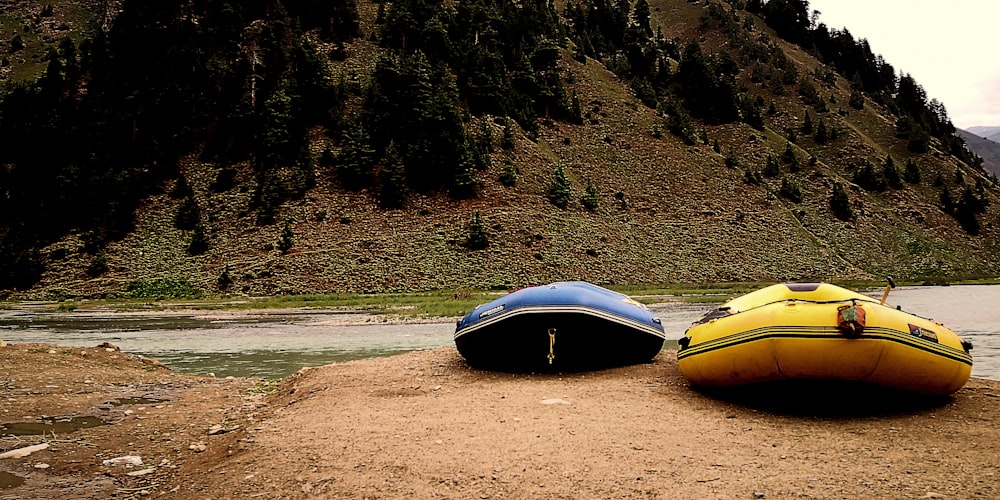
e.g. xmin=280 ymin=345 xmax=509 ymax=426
xmin=806 ymin=0 xmax=1000 ymax=129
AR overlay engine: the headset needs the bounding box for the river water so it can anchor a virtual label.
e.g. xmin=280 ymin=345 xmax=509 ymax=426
xmin=1 ymin=285 xmax=997 ymax=380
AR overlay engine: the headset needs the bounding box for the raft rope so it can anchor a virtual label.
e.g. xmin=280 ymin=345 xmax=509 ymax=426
xmin=547 ymin=328 xmax=556 ymax=365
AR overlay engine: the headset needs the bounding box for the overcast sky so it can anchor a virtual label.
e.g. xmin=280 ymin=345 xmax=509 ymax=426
xmin=806 ymin=0 xmax=1000 ymax=129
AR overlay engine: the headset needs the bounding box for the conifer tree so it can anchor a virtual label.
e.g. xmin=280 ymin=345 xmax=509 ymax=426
xmin=547 ymin=164 xmax=572 ymax=208
xmin=278 ymin=220 xmax=294 ymax=253
xmin=939 ymin=187 xmax=955 ymax=213
xmin=763 ymin=154 xmax=780 ymax=177
xmin=174 ymin=194 xmax=200 ymax=230
xmin=188 ymin=222 xmax=209 ymax=255
xmin=781 ymin=142 xmax=796 ymax=164
xmin=815 ymin=119 xmax=828 ymax=144
xmin=830 ymin=182 xmax=852 ymax=221
xmin=466 ymin=211 xmax=489 ymax=250
xmin=884 ymin=155 xmax=902 ymax=189
xmin=499 ymin=157 xmax=519 ymax=187
xmin=903 ymin=159 xmax=921 ymax=184
xmin=853 ymin=162 xmax=886 ymax=192
xmin=337 ymin=120 xmax=378 ymax=189
xmin=379 ymin=142 xmax=408 ymax=209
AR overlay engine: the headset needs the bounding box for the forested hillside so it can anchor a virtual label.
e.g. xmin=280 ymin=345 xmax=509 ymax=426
xmin=1 ymin=0 xmax=998 ymax=298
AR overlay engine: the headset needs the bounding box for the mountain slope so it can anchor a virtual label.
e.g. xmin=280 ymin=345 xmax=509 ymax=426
xmin=5 ymin=0 xmax=1000 ymax=299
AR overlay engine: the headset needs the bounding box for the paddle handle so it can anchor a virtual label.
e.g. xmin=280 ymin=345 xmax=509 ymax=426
xmin=879 ymin=276 xmax=896 ymax=305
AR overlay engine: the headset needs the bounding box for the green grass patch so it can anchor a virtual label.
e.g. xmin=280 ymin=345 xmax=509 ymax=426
xmin=124 ymin=278 xmax=204 ymax=300
xmin=7 ymin=279 xmax=997 ymax=318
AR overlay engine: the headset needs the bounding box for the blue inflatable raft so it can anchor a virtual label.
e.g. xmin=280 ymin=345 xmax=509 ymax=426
xmin=454 ymin=282 xmax=667 ymax=371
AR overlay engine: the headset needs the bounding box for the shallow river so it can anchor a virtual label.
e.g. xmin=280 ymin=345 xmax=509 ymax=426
xmin=1 ymin=285 xmax=997 ymax=380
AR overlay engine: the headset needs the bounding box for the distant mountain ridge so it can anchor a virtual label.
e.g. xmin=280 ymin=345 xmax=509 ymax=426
xmin=958 ymin=129 xmax=1000 ymax=177
xmin=967 ymin=126 xmax=1000 ymax=143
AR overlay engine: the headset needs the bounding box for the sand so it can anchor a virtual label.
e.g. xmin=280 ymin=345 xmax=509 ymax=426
xmin=1 ymin=342 xmax=998 ymax=499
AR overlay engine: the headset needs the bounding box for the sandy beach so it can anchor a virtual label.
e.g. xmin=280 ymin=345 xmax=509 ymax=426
xmin=1 ymin=342 xmax=998 ymax=499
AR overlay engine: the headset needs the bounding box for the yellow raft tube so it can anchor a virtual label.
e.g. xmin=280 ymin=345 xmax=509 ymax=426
xmin=677 ymin=283 xmax=973 ymax=395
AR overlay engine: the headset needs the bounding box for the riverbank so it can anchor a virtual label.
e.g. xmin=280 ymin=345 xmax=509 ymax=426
xmin=2 ymin=343 xmax=998 ymax=498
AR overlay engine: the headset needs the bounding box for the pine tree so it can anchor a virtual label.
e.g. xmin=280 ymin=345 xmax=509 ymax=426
xmin=849 ymin=89 xmax=865 ymax=110
xmin=781 ymin=142 xmax=796 ymax=164
xmin=501 ymin=118 xmax=516 ymax=151
xmin=188 ymin=222 xmax=209 ymax=255
xmin=939 ymin=187 xmax=955 ymax=213
xmin=903 ymin=159 xmax=921 ymax=184
xmin=815 ymin=119 xmax=828 ymax=144
xmin=830 ymin=183 xmax=852 ymax=221
xmin=174 ymin=194 xmax=200 ymax=230
xmin=852 ymin=163 xmax=886 ymax=192
xmin=337 ymin=120 xmax=378 ymax=189
xmin=499 ymin=157 xmax=519 ymax=187
xmin=277 ymin=220 xmax=294 ymax=253
xmin=547 ymin=164 xmax=572 ymax=208
xmin=379 ymin=142 xmax=408 ymax=209
xmin=883 ymin=155 xmax=902 ymax=189
xmin=763 ymin=154 xmax=780 ymax=177
xmin=466 ymin=211 xmax=489 ymax=250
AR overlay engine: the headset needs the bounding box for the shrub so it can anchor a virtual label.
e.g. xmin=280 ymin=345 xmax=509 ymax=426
xmin=217 ymin=265 xmax=233 ymax=289
xmin=125 ymin=279 xmax=203 ymax=299
xmin=581 ymin=179 xmax=599 ymax=211
xmin=277 ymin=221 xmax=294 ymax=253
xmin=743 ymin=169 xmax=763 ymax=185
xmin=86 ymin=253 xmax=108 ymax=278
xmin=852 ymin=163 xmax=886 ymax=192
xmin=778 ymin=178 xmax=802 ymax=203
xmin=849 ymin=89 xmax=865 ymax=109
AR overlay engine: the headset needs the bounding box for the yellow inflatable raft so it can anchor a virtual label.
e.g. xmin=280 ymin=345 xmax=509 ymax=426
xmin=677 ymin=283 xmax=973 ymax=395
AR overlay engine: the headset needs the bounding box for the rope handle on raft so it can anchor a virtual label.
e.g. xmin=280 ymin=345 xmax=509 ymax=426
xmin=547 ymin=328 xmax=556 ymax=365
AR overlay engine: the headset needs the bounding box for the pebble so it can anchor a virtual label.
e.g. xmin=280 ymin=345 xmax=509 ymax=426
xmin=189 ymin=443 xmax=207 ymax=453
xmin=127 ymin=468 xmax=156 ymax=476
xmin=103 ymin=455 xmax=143 ymax=467
xmin=540 ymin=398 xmax=570 ymax=405
xmin=34 ymin=463 xmax=50 ymax=469
xmin=0 ymin=443 xmax=50 ymax=459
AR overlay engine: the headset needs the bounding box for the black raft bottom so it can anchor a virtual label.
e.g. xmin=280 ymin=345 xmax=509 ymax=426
xmin=455 ymin=312 xmax=665 ymax=373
